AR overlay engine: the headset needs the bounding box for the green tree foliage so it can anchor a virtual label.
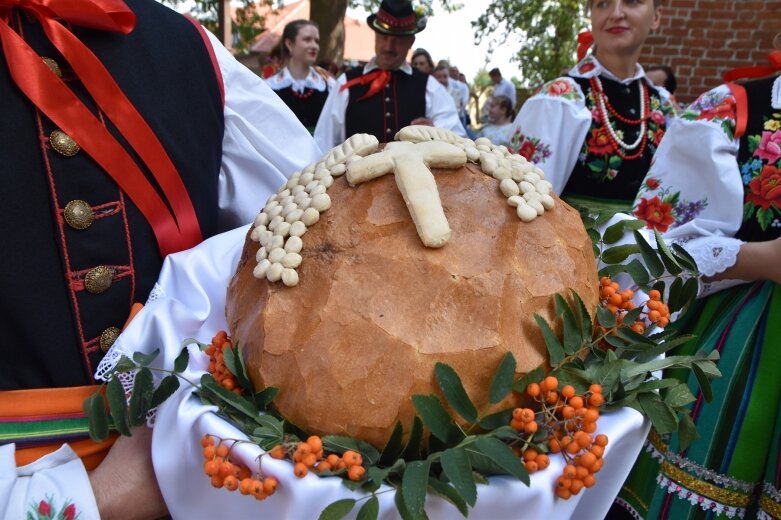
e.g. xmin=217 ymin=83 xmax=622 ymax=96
xmin=473 ymin=0 xmax=588 ymax=88
xmin=160 ymin=0 xmax=274 ymax=55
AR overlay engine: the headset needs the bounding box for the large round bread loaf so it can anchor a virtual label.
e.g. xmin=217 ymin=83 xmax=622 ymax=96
xmin=226 ymin=157 xmax=598 ymax=448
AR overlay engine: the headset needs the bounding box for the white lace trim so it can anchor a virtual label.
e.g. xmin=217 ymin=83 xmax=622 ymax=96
xmin=683 ymin=238 xmax=742 ymax=278
xmin=657 ymin=473 xmax=745 ymax=518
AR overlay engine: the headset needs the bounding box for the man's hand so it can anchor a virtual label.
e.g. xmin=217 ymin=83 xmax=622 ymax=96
xmin=410 ymin=117 xmax=434 ymax=126
xmin=89 ymin=426 xmax=168 ymax=519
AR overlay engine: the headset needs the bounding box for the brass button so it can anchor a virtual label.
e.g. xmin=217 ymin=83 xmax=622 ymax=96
xmin=100 ymin=327 xmax=121 ymax=353
xmin=63 ymin=200 xmax=94 ymax=230
xmin=50 ymin=129 xmax=80 ymax=157
xmin=42 ymin=57 xmax=62 ymax=78
xmin=85 ymin=266 xmax=114 ymax=294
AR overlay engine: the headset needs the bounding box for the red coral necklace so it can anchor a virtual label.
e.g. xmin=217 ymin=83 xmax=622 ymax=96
xmin=291 ymin=88 xmax=315 ymax=100
xmin=590 ymin=76 xmax=650 ymax=160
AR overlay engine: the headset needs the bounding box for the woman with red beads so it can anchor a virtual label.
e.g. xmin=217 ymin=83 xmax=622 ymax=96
xmin=266 ymin=20 xmax=335 ymax=134
xmin=509 ymin=0 xmax=678 ymax=214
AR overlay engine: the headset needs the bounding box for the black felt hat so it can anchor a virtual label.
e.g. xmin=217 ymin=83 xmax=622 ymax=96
xmin=367 ymin=0 xmax=426 ymax=36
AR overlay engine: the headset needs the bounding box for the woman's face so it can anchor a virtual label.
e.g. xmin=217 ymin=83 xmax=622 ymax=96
xmin=411 ymin=54 xmax=432 ymax=74
xmin=489 ymin=100 xmax=509 ymax=123
xmin=287 ymin=24 xmax=320 ymax=67
xmin=591 ymin=0 xmax=661 ymax=56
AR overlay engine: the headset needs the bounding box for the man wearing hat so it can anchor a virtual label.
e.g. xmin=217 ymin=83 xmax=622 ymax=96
xmin=314 ymin=0 xmax=465 ymax=150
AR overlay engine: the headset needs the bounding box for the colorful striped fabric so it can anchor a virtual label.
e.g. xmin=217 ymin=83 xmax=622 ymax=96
xmin=616 ymin=281 xmax=781 ymax=519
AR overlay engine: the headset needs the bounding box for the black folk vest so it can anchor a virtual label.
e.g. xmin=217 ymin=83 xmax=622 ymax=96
xmin=274 ymin=86 xmax=329 ymax=132
xmin=0 ymin=0 xmax=224 ymax=390
xmin=344 ymin=67 xmax=427 ymax=143
xmin=562 ymin=75 xmax=666 ymax=211
xmin=735 ymin=76 xmax=781 ymax=242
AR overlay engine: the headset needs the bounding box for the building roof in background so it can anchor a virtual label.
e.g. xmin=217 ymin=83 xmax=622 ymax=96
xmin=247 ymin=0 xmax=375 ymax=62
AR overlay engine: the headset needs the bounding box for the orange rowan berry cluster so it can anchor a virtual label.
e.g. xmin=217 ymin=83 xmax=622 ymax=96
xmin=269 ymin=436 xmax=366 ymax=482
xmin=205 ymin=331 xmax=242 ymax=394
xmin=201 ymin=434 xmax=278 ymax=500
xmin=599 ymin=277 xmax=671 ymax=334
xmin=518 ymin=376 xmax=609 ymax=499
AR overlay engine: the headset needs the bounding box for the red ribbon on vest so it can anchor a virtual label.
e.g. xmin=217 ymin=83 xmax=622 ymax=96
xmin=340 ymin=68 xmax=392 ymax=101
xmin=577 ymin=31 xmax=593 ymax=62
xmin=723 ymin=50 xmax=781 ymax=82
xmin=0 ymin=0 xmax=203 ymax=257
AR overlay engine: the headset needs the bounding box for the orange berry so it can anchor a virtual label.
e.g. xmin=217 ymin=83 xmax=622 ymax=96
xmin=583 ymin=474 xmax=596 ymax=488
xmin=631 ymin=322 xmax=646 ymax=334
xmin=527 ymin=382 xmax=541 ymax=398
xmin=647 ymin=299 xmax=661 ymax=311
xmin=210 ymin=475 xmax=224 ymax=488
xmin=542 ymin=376 xmax=559 ymax=392
xmin=590 ymin=445 xmax=604 ymax=458
xmin=621 ymin=289 xmax=634 ymax=301
xmin=302 ymin=453 xmax=318 ymax=468
xmin=561 ymin=406 xmax=575 ymax=419
xmin=216 ymin=444 xmax=229 ymax=458
xmin=347 ymin=465 xmax=366 ymax=481
xmin=204 ymin=459 xmax=220 ymax=477
xmin=306 ymin=436 xmax=323 ymax=453
xmin=583 ymin=421 xmax=598 ymax=433
xmin=219 ymin=461 xmax=235 ymax=479
xmin=589 ymin=393 xmax=605 ymax=407
xmin=648 ymin=310 xmax=662 ymax=323
xmin=510 ymin=418 xmax=525 ymax=432
xmin=294 ymin=462 xmax=308 ymax=478
xmin=600 ymin=276 xmax=612 ymax=287
xmin=606 ymin=303 xmax=619 ymax=314
xmin=524 ymin=421 xmax=539 ymax=434
xmin=589 ymin=384 xmax=602 ymax=394
xmin=570 ymin=479 xmax=584 ymax=495
xmin=223 ymin=475 xmax=239 ymax=491
xmin=269 ymin=445 xmax=286 ymax=459
xmin=239 ymin=477 xmax=254 ymax=495
xmin=201 ymin=434 xmax=214 ymax=447
xmin=326 ymin=454 xmax=340 ymax=466
xmin=609 ymin=293 xmax=623 ymax=306
xmin=316 ymin=461 xmax=332 ymax=473
xmin=591 ymin=458 xmax=604 ymax=473
xmin=583 ymin=408 xmax=599 ymax=423
xmin=545 ymin=391 xmax=559 ymax=405
xmin=574 ymin=431 xmax=591 ymax=448
xmin=555 ymin=487 xmax=572 ymax=499
xmin=561 ymin=385 xmax=576 ymax=399
xmin=522 ymin=449 xmax=538 ymax=462
xmin=579 ymin=452 xmax=597 ymax=468
xmin=602 ymin=285 xmax=616 ymax=297
xmin=238 ymin=466 xmax=251 ymax=480
xmin=203 ymin=445 xmax=216 ymax=459
xmin=253 ymin=491 xmax=268 ymax=501
xmin=343 ymin=450 xmax=362 ymax=467
xmin=524 ymin=461 xmax=539 ymax=473
xmin=569 ymin=396 xmax=584 ymax=409
xmin=535 ymin=454 xmax=550 ymax=470
xmin=556 ymin=476 xmax=571 ymax=489
xmin=263 ymin=477 xmax=278 ymax=495
xmin=548 ymin=438 xmax=562 ymax=453
xmin=575 ymin=466 xmax=589 ymax=480
xmin=648 ymin=289 xmax=661 ymax=301
xmin=563 ymin=464 xmax=577 ymax=480
xmin=250 ymin=479 xmax=264 ymax=495
xmin=566 ymin=441 xmax=581 ymax=455
xmin=658 ymin=317 xmax=670 ymax=328
xmin=296 ymin=442 xmax=312 ymax=455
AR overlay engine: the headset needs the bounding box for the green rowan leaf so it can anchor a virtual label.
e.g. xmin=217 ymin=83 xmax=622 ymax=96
xmin=488 ymin=352 xmax=516 ymax=405
xmin=173 ymin=347 xmax=190 ymax=374
xmin=412 ymin=395 xmax=463 ymax=444
xmin=633 ymin=230 xmax=664 ymax=278
xmin=132 ymin=349 xmax=159 ymax=367
xmin=435 ymin=363 xmax=477 ymax=423
xmin=106 ymin=376 xmax=130 ymax=436
xmin=380 ymin=421 xmax=405 ymax=466
xmin=512 ymin=366 xmax=545 ymax=394
xmin=85 ymin=392 xmax=109 ymax=442
xmin=473 ymin=436 xmax=529 ymax=485
xmin=402 ymin=459 xmax=431 ymax=519
xmin=601 ymin=244 xmax=641 ymax=264
xmin=638 ymin=393 xmax=678 ymax=434
xmin=427 ymin=477 xmax=469 ymax=517
xmin=150 ymin=374 xmax=180 ymax=409
xmin=678 ymin=413 xmax=699 ymax=451
xmin=440 ymin=447 xmax=477 ymax=506
xmin=318 ymin=499 xmax=357 ymax=520
xmin=127 ymin=367 xmax=154 ymax=426
xmin=534 ymin=314 xmax=564 ymax=365
xmin=253 ymin=386 xmax=279 ymax=410
xmin=402 ymin=416 xmax=424 ymax=461
xmin=664 ymin=383 xmax=696 ymax=408
xmin=356 ymin=496 xmax=379 ymax=520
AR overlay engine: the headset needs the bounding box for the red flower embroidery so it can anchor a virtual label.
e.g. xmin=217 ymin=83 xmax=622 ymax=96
xmin=650 ymin=110 xmax=665 ymax=126
xmin=518 ymin=140 xmax=536 ymax=161
xmin=646 ymin=177 xmax=660 ymax=190
xmin=747 ymin=165 xmax=781 ymax=210
xmin=587 ymin=127 xmax=616 ymax=156
xmin=697 ymin=97 xmax=736 ymax=122
xmin=754 ymin=130 xmax=781 ymax=164
xmin=38 ymin=500 xmax=52 ymax=516
xmin=634 ymin=196 xmax=675 ymax=232
xmin=547 ymin=79 xmax=574 ymax=97
xmin=63 ymin=503 xmax=77 ymax=520
xmin=579 ymin=61 xmax=596 ymax=74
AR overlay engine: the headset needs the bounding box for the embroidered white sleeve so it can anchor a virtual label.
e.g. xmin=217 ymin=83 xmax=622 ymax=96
xmin=509 ymin=78 xmax=591 ymax=194
xmin=674 ymin=236 xmax=747 ymax=297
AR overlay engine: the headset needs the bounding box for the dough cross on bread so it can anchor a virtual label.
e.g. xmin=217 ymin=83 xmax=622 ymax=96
xmin=346 ymin=140 xmax=467 ymax=248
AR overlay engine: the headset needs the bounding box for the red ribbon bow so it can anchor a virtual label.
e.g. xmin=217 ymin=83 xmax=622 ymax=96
xmin=339 ymin=69 xmax=392 ymax=101
xmin=723 ymin=50 xmax=781 ymax=82
xmin=0 ymin=0 xmax=202 ymax=257
xmin=577 ymin=31 xmax=593 ymax=62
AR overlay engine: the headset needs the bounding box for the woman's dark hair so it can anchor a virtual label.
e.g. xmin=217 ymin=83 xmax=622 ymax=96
xmin=273 ymin=19 xmax=318 ymax=62
xmin=411 ymin=48 xmax=435 ymax=70
xmin=647 ymin=64 xmax=677 ymax=94
xmin=492 ymin=95 xmax=515 ymax=121
xmin=587 ymin=0 xmax=661 ymax=8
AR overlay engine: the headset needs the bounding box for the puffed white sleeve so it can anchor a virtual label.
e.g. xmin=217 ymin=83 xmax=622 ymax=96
xmin=314 ymin=73 xmax=349 ymax=152
xmin=206 ymin=31 xmax=323 ymax=231
xmin=630 ymin=85 xmax=745 ymax=296
xmin=0 ymin=444 xmax=100 ymax=520
xmin=508 ymin=77 xmax=591 ymax=194
xmin=426 ymin=76 xmax=467 ymax=136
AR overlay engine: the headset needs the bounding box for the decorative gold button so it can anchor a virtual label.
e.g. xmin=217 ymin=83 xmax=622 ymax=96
xmin=50 ymin=129 xmax=80 ymax=157
xmin=100 ymin=327 xmax=121 ymax=353
xmin=85 ymin=266 xmax=114 ymax=294
xmin=63 ymin=200 xmax=94 ymax=230
xmin=42 ymin=57 xmax=62 ymax=78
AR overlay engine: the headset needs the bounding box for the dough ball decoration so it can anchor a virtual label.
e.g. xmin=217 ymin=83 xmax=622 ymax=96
xmin=249 ymin=126 xmax=556 ymax=287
